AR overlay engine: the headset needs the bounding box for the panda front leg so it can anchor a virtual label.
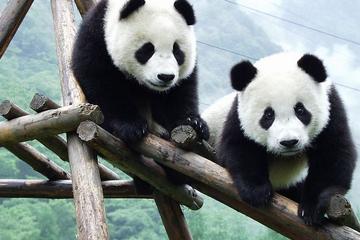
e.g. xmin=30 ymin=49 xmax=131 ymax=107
xmin=217 ymin=105 xmax=272 ymax=207
xmin=104 ymin=103 xmax=149 ymax=144
xmin=153 ymin=77 xmax=209 ymax=141
xmin=299 ymin=148 xmax=355 ymax=225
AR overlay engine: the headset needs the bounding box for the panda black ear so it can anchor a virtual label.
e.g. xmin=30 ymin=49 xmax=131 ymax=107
xmin=297 ymin=54 xmax=327 ymax=83
xmin=174 ymin=0 xmax=196 ymax=25
xmin=120 ymin=0 xmax=146 ymax=20
xmin=231 ymin=61 xmax=257 ymax=91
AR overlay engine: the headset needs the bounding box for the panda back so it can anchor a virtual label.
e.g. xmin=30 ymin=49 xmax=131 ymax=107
xmin=202 ymin=92 xmax=237 ymax=146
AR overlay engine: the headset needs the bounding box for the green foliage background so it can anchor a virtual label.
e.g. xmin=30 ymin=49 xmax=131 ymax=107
xmin=0 ymin=1 xmax=358 ymax=240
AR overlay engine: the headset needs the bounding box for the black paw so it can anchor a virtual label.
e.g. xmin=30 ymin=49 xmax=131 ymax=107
xmin=239 ymin=182 xmax=273 ymax=208
xmin=298 ymin=198 xmax=327 ymax=226
xmin=182 ymin=116 xmax=210 ymax=141
xmin=110 ymin=119 xmax=148 ymax=144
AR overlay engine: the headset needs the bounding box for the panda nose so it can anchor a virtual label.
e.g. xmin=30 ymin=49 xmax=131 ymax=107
xmin=280 ymin=139 xmax=299 ymax=148
xmin=158 ymin=74 xmax=175 ymax=83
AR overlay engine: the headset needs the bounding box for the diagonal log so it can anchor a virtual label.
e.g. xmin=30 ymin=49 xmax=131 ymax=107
xmin=0 ymin=103 xmax=103 ymax=144
xmin=4 ymin=143 xmax=70 ymax=180
xmin=0 ymin=0 xmax=34 ymax=58
xmin=51 ymin=0 xmax=108 ymax=238
xmin=29 ymin=94 xmax=120 ymax=181
xmin=77 ymin=121 xmax=203 ymax=210
xmin=0 ymin=179 xmax=151 ymax=199
xmin=154 ymin=192 xmax=193 ymax=240
xmin=77 ymin=122 xmax=360 ymax=239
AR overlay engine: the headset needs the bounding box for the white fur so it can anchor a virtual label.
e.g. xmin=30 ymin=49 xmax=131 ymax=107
xmin=104 ymin=0 xmax=196 ymax=91
xmin=202 ymin=52 xmax=332 ymax=189
xmin=238 ymin=52 xmax=331 ymax=155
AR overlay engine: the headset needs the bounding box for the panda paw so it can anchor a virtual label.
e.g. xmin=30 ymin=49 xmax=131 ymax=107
xmin=182 ymin=115 xmax=210 ymax=141
xmin=298 ymin=198 xmax=327 ymax=226
xmin=110 ymin=119 xmax=148 ymax=144
xmin=239 ymin=182 xmax=273 ymax=208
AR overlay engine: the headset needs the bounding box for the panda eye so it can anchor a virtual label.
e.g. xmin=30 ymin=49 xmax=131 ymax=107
xmin=259 ymin=107 xmax=275 ymax=130
xmin=135 ymin=42 xmax=155 ymax=65
xmin=173 ymin=42 xmax=185 ymax=65
xmin=294 ymin=102 xmax=312 ymax=125
xmin=295 ymin=103 xmax=305 ymax=115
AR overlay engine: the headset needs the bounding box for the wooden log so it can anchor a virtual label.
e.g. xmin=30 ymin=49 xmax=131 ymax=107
xmin=29 ymin=94 xmax=120 ymax=181
xmin=193 ymin=181 xmax=360 ymax=240
xmin=30 ymin=93 xmax=61 ymax=112
xmin=0 ymin=179 xmax=152 ymax=199
xmin=74 ymin=0 xmax=98 ymax=17
xmin=119 ymin=129 xmax=360 ymax=240
xmin=327 ymin=194 xmax=360 ymax=232
xmin=4 ymin=143 xmax=70 ymax=180
xmin=154 ymin=192 xmax=193 ymax=240
xmin=51 ymin=0 xmax=108 ymax=238
xmin=0 ymin=0 xmax=33 ymax=58
xmin=171 ymin=125 xmax=216 ymax=161
xmin=0 ymin=103 xmax=103 ymax=144
xmin=77 ymin=121 xmax=203 ymax=210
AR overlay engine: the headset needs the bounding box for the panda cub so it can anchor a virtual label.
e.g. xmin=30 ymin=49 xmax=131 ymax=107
xmin=202 ymin=52 xmax=357 ymax=225
xmin=72 ymin=0 xmax=209 ymax=143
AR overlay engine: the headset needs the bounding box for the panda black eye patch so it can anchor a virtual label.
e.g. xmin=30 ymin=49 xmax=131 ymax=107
xmin=259 ymin=107 xmax=275 ymax=130
xmin=135 ymin=42 xmax=155 ymax=64
xmin=294 ymin=102 xmax=312 ymax=125
xmin=173 ymin=42 xmax=185 ymax=65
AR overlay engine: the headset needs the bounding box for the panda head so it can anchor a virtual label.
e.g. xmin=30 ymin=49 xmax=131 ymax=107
xmin=104 ymin=0 xmax=196 ymax=91
xmin=231 ymin=52 xmax=331 ymax=156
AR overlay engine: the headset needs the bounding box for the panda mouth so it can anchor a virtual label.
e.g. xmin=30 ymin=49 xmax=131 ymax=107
xmin=281 ymin=150 xmax=301 ymax=156
xmin=149 ymin=82 xmax=171 ymax=88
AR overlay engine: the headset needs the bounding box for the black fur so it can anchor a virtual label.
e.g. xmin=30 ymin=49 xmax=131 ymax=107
xmin=71 ymin=0 xmax=208 ymax=144
xmin=217 ymin=97 xmax=273 ymax=207
xmin=120 ymin=0 xmax=145 ymax=20
xmin=174 ymin=0 xmax=196 ymax=25
xmin=173 ymin=42 xmax=185 ymax=66
xmin=297 ymin=54 xmax=327 ymax=83
xmin=259 ymin=107 xmax=275 ymax=130
xmin=135 ymin=42 xmax=155 ymax=64
xmin=217 ymin=87 xmax=356 ymax=225
xmin=231 ymin=61 xmax=257 ymax=91
xmin=294 ymin=102 xmax=311 ymax=126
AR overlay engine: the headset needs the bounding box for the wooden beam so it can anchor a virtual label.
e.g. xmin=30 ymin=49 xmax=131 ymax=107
xmin=81 ymin=122 xmax=357 ymax=239
xmin=77 ymin=121 xmax=203 ymax=210
xmin=29 ymin=94 xmax=120 ymax=181
xmin=155 ymin=192 xmax=193 ymax=240
xmin=51 ymin=0 xmax=108 ymax=238
xmin=0 ymin=179 xmax=151 ymax=199
xmin=4 ymin=143 xmax=70 ymax=180
xmin=0 ymin=0 xmax=33 ymax=58
xmin=74 ymin=0 xmax=98 ymax=17
xmin=0 ymin=103 xmax=103 ymax=144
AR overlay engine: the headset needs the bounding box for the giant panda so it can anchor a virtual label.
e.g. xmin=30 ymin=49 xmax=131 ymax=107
xmin=202 ymin=52 xmax=357 ymax=225
xmin=71 ymin=0 xmax=209 ymax=144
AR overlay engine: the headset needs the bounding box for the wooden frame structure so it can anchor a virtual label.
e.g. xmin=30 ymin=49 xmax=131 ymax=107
xmin=0 ymin=0 xmax=360 ymax=239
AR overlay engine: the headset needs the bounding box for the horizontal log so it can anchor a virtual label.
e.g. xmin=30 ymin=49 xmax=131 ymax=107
xmin=4 ymin=143 xmax=70 ymax=180
xmin=0 ymin=179 xmax=151 ymax=199
xmin=29 ymin=94 xmax=120 ymax=180
xmin=127 ymin=127 xmax=360 ymax=239
xmin=0 ymin=0 xmax=34 ymax=58
xmin=77 ymin=121 xmax=203 ymax=210
xmin=0 ymin=103 xmax=103 ymax=144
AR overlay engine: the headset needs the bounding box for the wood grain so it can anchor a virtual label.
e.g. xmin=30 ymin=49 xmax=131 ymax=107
xmin=0 ymin=0 xmax=33 ymax=58
xmin=51 ymin=0 xmax=108 ymax=238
